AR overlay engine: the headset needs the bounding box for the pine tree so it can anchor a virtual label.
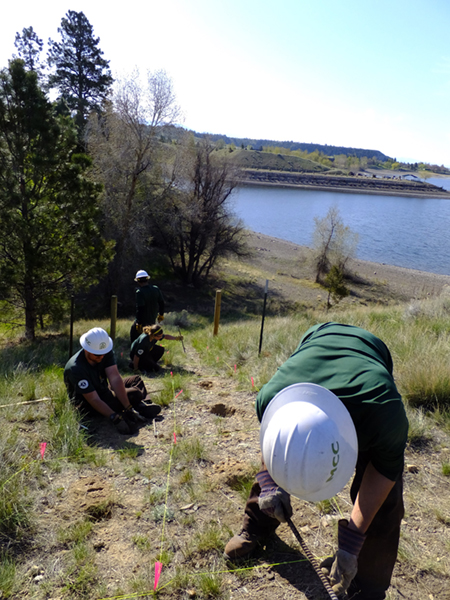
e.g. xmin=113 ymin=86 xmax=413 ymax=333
xmin=0 ymin=59 xmax=113 ymax=340
xmin=14 ymin=27 xmax=44 ymax=75
xmin=47 ymin=10 xmax=114 ymax=134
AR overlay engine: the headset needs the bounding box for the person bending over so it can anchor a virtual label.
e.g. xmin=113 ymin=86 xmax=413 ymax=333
xmin=130 ymin=324 xmax=183 ymax=373
xmin=224 ymin=322 xmax=408 ymax=600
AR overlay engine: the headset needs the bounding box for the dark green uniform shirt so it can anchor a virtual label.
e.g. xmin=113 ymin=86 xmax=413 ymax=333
xmin=135 ymin=284 xmax=165 ymax=325
xmin=130 ymin=333 xmax=165 ymax=359
xmin=256 ymin=322 xmax=408 ymax=481
xmin=64 ymin=349 xmax=116 ymax=404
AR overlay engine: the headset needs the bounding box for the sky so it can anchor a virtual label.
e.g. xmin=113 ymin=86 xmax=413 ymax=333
xmin=1 ymin=0 xmax=450 ymax=166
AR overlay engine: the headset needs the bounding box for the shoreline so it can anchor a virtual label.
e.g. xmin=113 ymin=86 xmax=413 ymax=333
xmin=245 ymin=231 xmax=450 ymax=301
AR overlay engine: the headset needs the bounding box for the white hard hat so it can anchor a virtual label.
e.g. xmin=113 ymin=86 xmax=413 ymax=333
xmin=134 ymin=269 xmax=150 ymax=281
xmin=260 ymin=383 xmax=358 ymax=502
xmin=80 ymin=327 xmax=113 ymax=355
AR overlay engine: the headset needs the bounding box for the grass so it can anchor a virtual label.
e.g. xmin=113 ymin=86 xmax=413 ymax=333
xmin=0 ymin=551 xmax=16 ymax=598
xmin=172 ymin=437 xmax=208 ymax=464
xmin=228 ymin=148 xmax=330 ymax=174
xmin=405 ymin=406 xmax=433 ymax=448
xmin=62 ymin=542 xmax=101 ymax=598
xmin=198 ymin=570 xmax=223 ymax=597
xmin=58 ymin=519 xmax=93 ymax=545
xmin=132 ymin=534 xmax=152 ymax=552
xmin=227 ymin=470 xmax=259 ymax=503
xmin=192 ymin=521 xmax=231 ymax=554
xmin=0 ymin=439 xmax=34 ymax=542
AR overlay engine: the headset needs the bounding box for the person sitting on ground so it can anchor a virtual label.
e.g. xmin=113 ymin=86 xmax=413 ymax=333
xmin=64 ymin=327 xmax=161 ymax=434
xmin=224 ymin=322 xmax=408 ymax=600
xmin=130 ymin=269 xmax=165 ymax=343
xmin=130 ymin=324 xmax=183 ymax=373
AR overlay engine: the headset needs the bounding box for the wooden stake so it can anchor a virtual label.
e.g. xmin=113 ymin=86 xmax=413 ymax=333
xmin=0 ymin=397 xmax=51 ymax=409
xmin=213 ymin=289 xmax=222 ymax=336
xmin=110 ymin=295 xmax=118 ymax=341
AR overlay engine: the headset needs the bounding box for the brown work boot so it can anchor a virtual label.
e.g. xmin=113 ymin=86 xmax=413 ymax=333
xmin=224 ymin=530 xmax=260 ymax=560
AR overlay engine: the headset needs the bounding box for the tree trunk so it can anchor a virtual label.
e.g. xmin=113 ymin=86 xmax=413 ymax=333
xmin=24 ymin=280 xmax=36 ymax=340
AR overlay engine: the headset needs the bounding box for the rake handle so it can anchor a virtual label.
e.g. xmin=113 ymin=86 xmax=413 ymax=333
xmin=286 ymin=517 xmax=341 ymax=600
xmin=178 ymin=326 xmax=186 ymax=353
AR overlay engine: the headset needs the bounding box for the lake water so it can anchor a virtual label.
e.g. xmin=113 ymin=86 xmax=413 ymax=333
xmin=231 ymin=179 xmax=450 ymax=276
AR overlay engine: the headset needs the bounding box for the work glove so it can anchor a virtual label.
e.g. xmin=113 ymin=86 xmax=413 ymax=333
xmin=122 ymin=412 xmax=139 ymax=433
xmin=320 ymin=519 xmax=366 ymax=596
xmin=157 ymin=314 xmax=164 ymax=323
xmin=256 ymin=469 xmax=293 ymax=523
xmin=110 ymin=413 xmax=133 ymax=435
xmin=175 ymin=335 xmax=184 ymax=341
xmin=135 ymin=323 xmax=143 ymax=334
xmin=124 ymin=405 xmax=146 ymax=423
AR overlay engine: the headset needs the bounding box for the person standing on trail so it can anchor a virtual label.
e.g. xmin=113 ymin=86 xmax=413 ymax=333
xmin=130 ymin=324 xmax=183 ymax=373
xmin=224 ymin=322 xmax=408 ymax=600
xmin=130 ymin=270 xmax=165 ymax=343
xmin=64 ymin=327 xmax=162 ymax=434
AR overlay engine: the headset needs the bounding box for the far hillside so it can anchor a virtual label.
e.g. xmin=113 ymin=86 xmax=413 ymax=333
xmin=162 ymin=126 xmax=450 ymax=176
xmin=180 ymin=128 xmax=450 ymax=176
xmin=224 ymin=148 xmax=331 ymax=173
xmin=194 ymin=131 xmax=391 ymax=161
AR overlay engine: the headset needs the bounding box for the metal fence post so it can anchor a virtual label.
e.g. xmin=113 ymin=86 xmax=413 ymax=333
xmin=259 ymin=280 xmax=269 ymax=355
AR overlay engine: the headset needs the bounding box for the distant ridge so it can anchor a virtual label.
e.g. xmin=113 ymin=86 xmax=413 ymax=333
xmin=193 ymin=131 xmax=391 ymax=161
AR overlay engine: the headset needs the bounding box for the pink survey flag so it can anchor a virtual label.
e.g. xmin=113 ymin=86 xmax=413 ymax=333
xmin=234 ymin=364 xmax=237 ymax=372
xmin=173 ymin=432 xmax=177 ymax=444
xmin=154 ymin=561 xmax=163 ymax=590
xmin=40 ymin=442 xmax=47 ymax=459
xmin=251 ymin=377 xmax=254 ymax=388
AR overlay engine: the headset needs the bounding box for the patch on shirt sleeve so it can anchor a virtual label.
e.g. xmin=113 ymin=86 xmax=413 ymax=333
xmin=78 ymin=379 xmax=89 ymax=390
xmin=138 ymin=349 xmax=144 ymax=355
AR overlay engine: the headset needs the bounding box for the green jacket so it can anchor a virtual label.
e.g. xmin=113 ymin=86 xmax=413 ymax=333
xmin=135 ymin=284 xmax=164 ymax=325
xmin=130 ymin=333 xmax=165 ymax=359
xmin=256 ymin=322 xmax=408 ymax=481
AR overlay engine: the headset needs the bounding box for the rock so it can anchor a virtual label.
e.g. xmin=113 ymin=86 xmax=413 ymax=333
xmin=407 ymin=464 xmax=419 ymax=473
xmin=320 ymin=515 xmax=334 ymax=527
xmin=300 ymin=525 xmax=310 ymax=534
